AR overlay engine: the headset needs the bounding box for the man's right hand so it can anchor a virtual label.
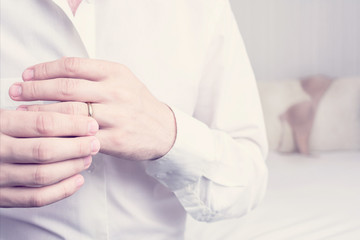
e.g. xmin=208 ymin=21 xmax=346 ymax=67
xmin=0 ymin=109 xmax=100 ymax=207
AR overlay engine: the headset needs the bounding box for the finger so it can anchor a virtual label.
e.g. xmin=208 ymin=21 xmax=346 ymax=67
xmin=0 ymin=174 xmax=84 ymax=207
xmin=9 ymin=78 xmax=103 ymax=102
xmin=0 ymin=156 xmax=92 ymax=187
xmin=18 ymin=102 xmax=88 ymax=116
xmin=0 ymin=110 xmax=99 ymax=137
xmin=22 ymin=57 xmax=119 ymax=81
xmin=19 ymin=102 xmax=113 ymax=128
xmin=1 ymin=135 xmax=100 ymax=163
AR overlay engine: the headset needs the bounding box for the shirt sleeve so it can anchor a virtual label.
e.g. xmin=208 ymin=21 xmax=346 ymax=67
xmin=144 ymin=0 xmax=268 ymax=222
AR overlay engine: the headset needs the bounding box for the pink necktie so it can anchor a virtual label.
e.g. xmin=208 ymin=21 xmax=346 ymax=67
xmin=67 ymin=0 xmax=83 ymax=15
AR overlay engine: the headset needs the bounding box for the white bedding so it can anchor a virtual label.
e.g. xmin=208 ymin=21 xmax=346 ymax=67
xmin=185 ymin=151 xmax=360 ymax=240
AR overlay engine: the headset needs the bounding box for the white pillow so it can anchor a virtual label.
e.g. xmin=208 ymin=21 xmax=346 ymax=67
xmin=310 ymin=77 xmax=360 ymax=151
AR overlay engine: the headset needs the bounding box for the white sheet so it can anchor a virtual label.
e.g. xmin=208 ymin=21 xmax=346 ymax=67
xmin=185 ymin=151 xmax=360 ymax=240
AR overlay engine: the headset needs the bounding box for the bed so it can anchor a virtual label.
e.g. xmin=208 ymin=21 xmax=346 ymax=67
xmin=185 ymin=76 xmax=360 ymax=239
xmin=185 ymin=151 xmax=360 ymax=240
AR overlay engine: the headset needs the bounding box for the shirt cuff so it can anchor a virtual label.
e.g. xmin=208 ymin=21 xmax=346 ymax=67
xmin=144 ymin=107 xmax=215 ymax=191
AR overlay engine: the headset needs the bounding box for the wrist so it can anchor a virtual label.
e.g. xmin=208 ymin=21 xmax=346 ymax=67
xmin=149 ymin=103 xmax=177 ymax=160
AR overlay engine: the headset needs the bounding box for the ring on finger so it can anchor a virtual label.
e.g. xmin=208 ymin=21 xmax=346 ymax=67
xmin=87 ymin=102 xmax=94 ymax=117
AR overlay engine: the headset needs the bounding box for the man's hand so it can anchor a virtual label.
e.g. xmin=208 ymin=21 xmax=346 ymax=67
xmin=10 ymin=57 xmax=176 ymax=161
xmin=0 ymin=109 xmax=100 ymax=207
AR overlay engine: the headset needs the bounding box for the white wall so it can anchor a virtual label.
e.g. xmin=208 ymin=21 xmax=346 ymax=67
xmin=229 ymin=0 xmax=360 ymax=81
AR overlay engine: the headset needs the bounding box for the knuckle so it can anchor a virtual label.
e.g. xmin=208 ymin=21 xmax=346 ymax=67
xmin=69 ymin=159 xmax=85 ymax=174
xmin=75 ymin=159 xmax=86 ymax=172
xmin=30 ymin=191 xmax=46 ymax=207
xmin=65 ymin=103 xmax=76 ymax=115
xmin=63 ymin=57 xmax=79 ymax=74
xmin=64 ymin=102 xmax=81 ymax=115
xmin=117 ymin=63 xmax=128 ymax=73
xmin=107 ymin=87 xmax=128 ymax=102
xmin=39 ymin=63 xmax=50 ymax=78
xmin=62 ymin=184 xmax=72 ymax=199
xmin=78 ymin=140 xmax=90 ymax=157
xmin=107 ymin=89 xmax=119 ymax=101
xmin=33 ymin=141 xmax=53 ymax=162
xmin=34 ymin=165 xmax=49 ymax=185
xmin=28 ymin=82 xmax=39 ymax=98
xmin=111 ymin=63 xmax=127 ymax=77
xmin=59 ymin=78 xmax=78 ymax=97
xmin=29 ymin=105 xmax=41 ymax=112
xmin=36 ymin=113 xmax=55 ymax=136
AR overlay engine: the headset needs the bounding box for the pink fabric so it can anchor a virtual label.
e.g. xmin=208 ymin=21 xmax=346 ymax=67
xmin=279 ymin=75 xmax=333 ymax=154
xmin=67 ymin=0 xmax=83 ymax=15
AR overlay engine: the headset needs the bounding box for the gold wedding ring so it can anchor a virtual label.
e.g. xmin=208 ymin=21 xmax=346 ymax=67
xmin=87 ymin=102 xmax=94 ymax=117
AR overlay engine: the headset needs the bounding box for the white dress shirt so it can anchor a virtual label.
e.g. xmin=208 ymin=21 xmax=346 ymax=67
xmin=0 ymin=0 xmax=268 ymax=239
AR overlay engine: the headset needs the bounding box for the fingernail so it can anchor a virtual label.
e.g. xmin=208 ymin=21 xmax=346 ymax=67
xmin=75 ymin=175 xmax=84 ymax=188
xmin=91 ymin=139 xmax=100 ymax=154
xmin=17 ymin=106 xmax=28 ymax=111
xmin=9 ymin=84 xmax=22 ymax=98
xmin=88 ymin=120 xmax=99 ymax=135
xmin=83 ymin=156 xmax=92 ymax=169
xmin=23 ymin=69 xmax=34 ymax=81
